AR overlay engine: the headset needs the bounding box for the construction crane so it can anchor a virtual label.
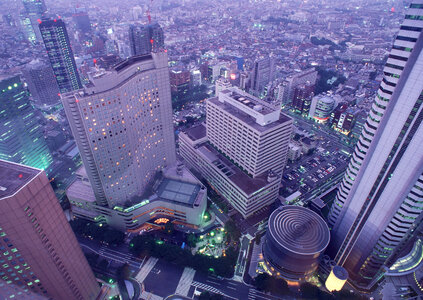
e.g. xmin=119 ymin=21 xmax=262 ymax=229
xmin=146 ymin=0 xmax=154 ymax=24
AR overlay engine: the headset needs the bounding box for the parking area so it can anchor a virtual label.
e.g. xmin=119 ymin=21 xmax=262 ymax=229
xmin=281 ymin=139 xmax=350 ymax=202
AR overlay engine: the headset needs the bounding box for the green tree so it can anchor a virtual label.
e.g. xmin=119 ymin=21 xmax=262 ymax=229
xmin=224 ymin=220 xmax=241 ymax=241
xmin=187 ymin=233 xmax=197 ymax=248
xmin=116 ymin=263 xmax=131 ymax=280
xmin=300 ymin=282 xmax=321 ymax=299
xmin=199 ymin=291 xmax=223 ymax=300
xmin=103 ymin=229 xmax=125 ymax=246
xmin=164 ymin=222 xmax=174 ymax=235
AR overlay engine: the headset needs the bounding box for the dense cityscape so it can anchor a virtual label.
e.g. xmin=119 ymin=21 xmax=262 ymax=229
xmin=0 ymin=0 xmax=422 ymax=299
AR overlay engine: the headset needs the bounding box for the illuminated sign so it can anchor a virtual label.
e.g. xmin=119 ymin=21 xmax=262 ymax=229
xmin=154 ymin=218 xmax=170 ymax=224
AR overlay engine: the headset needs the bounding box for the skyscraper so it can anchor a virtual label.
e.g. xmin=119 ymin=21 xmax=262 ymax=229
xmin=0 ymin=160 xmax=100 ymax=299
xmin=129 ymin=23 xmax=164 ymax=56
xmin=62 ymin=53 xmax=176 ymax=208
xmin=20 ymin=0 xmax=46 ymax=44
xmin=22 ymin=0 xmax=46 ymax=15
xmin=39 ymin=18 xmax=82 ymax=93
xmin=22 ymin=59 xmax=60 ymax=106
xmin=327 ymin=1 xmax=423 ymax=289
xmin=72 ymin=10 xmax=91 ymax=33
xmin=250 ymin=57 xmax=275 ymax=97
xmin=0 ymin=75 xmax=52 ymax=171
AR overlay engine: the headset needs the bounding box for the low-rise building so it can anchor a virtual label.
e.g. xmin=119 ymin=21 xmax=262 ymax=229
xmin=67 ymin=162 xmax=207 ymax=232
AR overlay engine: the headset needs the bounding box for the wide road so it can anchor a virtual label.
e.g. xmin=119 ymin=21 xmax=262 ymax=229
xmin=284 ymin=109 xmax=354 ymax=152
xmin=78 ymin=236 xmax=291 ymax=299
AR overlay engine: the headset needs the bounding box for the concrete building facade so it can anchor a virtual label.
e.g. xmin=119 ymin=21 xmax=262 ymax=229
xmin=0 ymin=160 xmax=100 ymax=300
xmin=179 ymin=87 xmax=292 ymax=217
xmin=62 ymin=53 xmax=176 ymax=208
xmin=328 ymin=2 xmax=423 ymax=290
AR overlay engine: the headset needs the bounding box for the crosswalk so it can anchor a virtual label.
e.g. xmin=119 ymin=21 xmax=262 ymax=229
xmin=135 ymin=257 xmax=158 ymax=283
xmin=248 ymin=288 xmax=274 ymax=300
xmin=175 ymin=267 xmax=196 ymax=296
xmin=81 ymin=244 xmax=143 ymax=269
xmin=191 ymin=281 xmax=225 ymax=296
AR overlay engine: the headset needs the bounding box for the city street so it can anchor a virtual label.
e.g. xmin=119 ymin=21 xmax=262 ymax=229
xmin=79 ymin=236 xmax=288 ymax=299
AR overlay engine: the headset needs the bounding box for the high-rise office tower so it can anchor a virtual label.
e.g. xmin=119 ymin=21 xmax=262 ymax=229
xmin=39 ymin=18 xmax=82 ymax=93
xmin=19 ymin=13 xmax=37 ymax=44
xmin=149 ymin=23 xmax=165 ymax=53
xmin=129 ymin=25 xmax=150 ymax=56
xmin=0 ymin=75 xmax=52 ymax=171
xmin=0 ymin=160 xmax=100 ymax=300
xmin=250 ymin=57 xmax=275 ymax=97
xmin=22 ymin=0 xmax=46 ymax=15
xmin=285 ymin=68 xmax=318 ymax=104
xmin=62 ymin=53 xmax=176 ymax=208
xmin=72 ymin=11 xmax=91 ymax=33
xmin=22 ymin=59 xmax=60 ymax=106
xmin=327 ymin=1 xmax=423 ymax=289
xmin=129 ymin=23 xmax=164 ymax=56
xmin=21 ymin=0 xmax=46 ymax=44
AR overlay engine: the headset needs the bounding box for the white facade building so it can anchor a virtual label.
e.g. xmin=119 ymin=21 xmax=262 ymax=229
xmin=207 ymin=88 xmax=292 ymax=177
xmin=62 ymin=53 xmax=176 ymax=208
xmin=309 ymin=94 xmax=336 ymax=123
xmin=288 ymin=143 xmax=302 ymax=161
xmin=215 ymin=78 xmax=232 ymax=96
xmin=328 ymin=2 xmax=423 ymax=290
xmin=180 ymin=87 xmax=292 ymax=217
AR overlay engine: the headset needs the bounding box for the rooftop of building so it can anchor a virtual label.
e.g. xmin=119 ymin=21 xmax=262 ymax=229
xmin=156 ymin=178 xmax=201 ymax=206
xmin=225 ymin=89 xmax=275 ymax=114
xmin=267 ymin=205 xmax=330 ymax=255
xmin=66 ymin=179 xmax=97 ymax=203
xmin=114 ymin=54 xmax=153 ymax=72
xmin=68 ymin=163 xmax=205 ymax=208
xmin=0 ymin=160 xmax=41 ymax=199
xmin=185 ymin=124 xmax=207 ymax=141
xmin=208 ymin=96 xmax=291 ymax=132
xmin=181 ymin=124 xmax=277 ymax=195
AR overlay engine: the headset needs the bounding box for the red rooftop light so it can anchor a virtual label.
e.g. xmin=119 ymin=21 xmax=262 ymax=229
xmin=18 ymin=174 xmax=23 ymax=179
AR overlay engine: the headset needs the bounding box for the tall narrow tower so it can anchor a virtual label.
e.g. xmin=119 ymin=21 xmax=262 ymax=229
xmin=0 ymin=75 xmax=52 ymax=171
xmin=250 ymin=57 xmax=275 ymax=97
xmin=39 ymin=18 xmax=82 ymax=93
xmin=0 ymin=160 xmax=100 ymax=299
xmin=327 ymin=0 xmax=423 ymax=289
xmin=129 ymin=23 xmax=164 ymax=57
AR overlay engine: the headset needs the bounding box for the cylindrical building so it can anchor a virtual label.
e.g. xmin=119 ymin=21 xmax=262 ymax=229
xmin=263 ymin=206 xmax=330 ymax=281
xmin=325 ymin=266 xmax=348 ymax=292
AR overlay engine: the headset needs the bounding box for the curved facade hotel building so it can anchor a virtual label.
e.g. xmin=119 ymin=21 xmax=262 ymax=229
xmin=328 ymin=0 xmax=423 ymax=290
xmin=63 ymin=53 xmax=206 ymax=230
xmin=263 ymin=206 xmax=330 ymax=281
